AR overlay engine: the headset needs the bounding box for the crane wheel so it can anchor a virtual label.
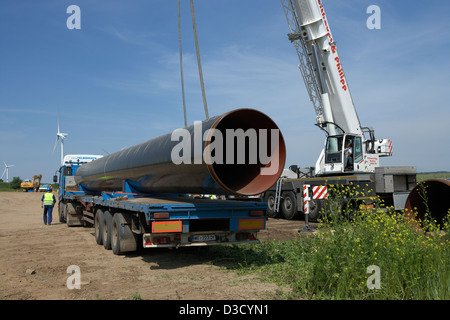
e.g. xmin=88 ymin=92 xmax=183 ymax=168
xmin=281 ymin=191 xmax=298 ymax=220
xmin=264 ymin=191 xmax=280 ymax=218
xmin=307 ymin=199 xmax=323 ymax=222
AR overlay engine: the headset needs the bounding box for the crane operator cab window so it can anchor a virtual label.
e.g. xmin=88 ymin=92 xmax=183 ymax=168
xmin=353 ymin=137 xmax=363 ymax=164
xmin=325 ymin=135 xmax=363 ymax=172
xmin=344 ymin=136 xmax=363 ymax=171
xmin=325 ymin=136 xmax=343 ymax=164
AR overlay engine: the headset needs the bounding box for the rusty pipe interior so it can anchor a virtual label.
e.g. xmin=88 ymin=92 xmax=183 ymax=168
xmin=205 ymin=108 xmax=286 ymax=195
xmin=404 ymin=179 xmax=450 ymax=227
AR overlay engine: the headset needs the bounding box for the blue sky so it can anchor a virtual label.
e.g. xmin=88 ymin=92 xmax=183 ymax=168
xmin=1 ymin=0 xmax=449 ymax=183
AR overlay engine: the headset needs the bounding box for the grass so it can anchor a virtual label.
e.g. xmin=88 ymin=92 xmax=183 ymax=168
xmin=417 ymin=172 xmax=450 ymax=181
xmin=208 ymin=188 xmax=450 ymax=300
xmin=0 ymin=182 xmax=13 ymax=192
xmin=0 ymin=182 xmax=58 ymax=192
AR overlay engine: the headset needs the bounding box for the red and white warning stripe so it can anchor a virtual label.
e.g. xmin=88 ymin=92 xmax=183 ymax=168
xmin=312 ymin=186 xmax=328 ymax=199
xmin=303 ymin=184 xmax=310 ymax=214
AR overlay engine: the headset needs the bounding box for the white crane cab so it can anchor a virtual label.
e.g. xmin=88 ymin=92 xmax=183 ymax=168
xmin=315 ymin=123 xmax=392 ymax=176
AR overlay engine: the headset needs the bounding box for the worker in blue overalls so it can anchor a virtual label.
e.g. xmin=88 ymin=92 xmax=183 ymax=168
xmin=41 ymin=186 xmax=56 ymax=225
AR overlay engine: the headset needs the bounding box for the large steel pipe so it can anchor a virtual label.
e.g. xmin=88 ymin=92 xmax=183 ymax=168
xmin=404 ymin=179 xmax=450 ymax=227
xmin=74 ymin=108 xmax=286 ymax=196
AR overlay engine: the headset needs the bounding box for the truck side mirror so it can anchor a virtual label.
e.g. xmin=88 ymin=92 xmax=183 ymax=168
xmin=53 ymin=175 xmax=58 ymax=183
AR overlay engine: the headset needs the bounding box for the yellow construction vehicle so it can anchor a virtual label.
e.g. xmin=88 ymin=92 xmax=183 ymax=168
xmin=21 ymin=174 xmax=42 ymax=192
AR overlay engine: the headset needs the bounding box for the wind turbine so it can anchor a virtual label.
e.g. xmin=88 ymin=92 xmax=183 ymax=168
xmin=52 ymin=115 xmax=68 ymax=166
xmin=1 ymin=162 xmax=14 ymax=182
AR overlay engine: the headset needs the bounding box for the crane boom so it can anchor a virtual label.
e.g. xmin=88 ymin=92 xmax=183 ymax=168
xmin=281 ymin=0 xmax=392 ymax=175
xmin=281 ymin=0 xmax=362 ymax=135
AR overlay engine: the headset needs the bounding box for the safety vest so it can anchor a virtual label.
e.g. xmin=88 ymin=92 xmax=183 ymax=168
xmin=43 ymin=193 xmax=55 ymax=206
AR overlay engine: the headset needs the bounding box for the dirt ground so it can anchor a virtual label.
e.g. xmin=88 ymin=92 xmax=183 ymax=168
xmin=0 ymin=192 xmax=316 ymax=300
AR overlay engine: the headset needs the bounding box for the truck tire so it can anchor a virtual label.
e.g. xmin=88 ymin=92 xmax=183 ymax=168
xmin=102 ymin=210 xmax=113 ymax=250
xmin=111 ymin=212 xmax=137 ymax=255
xmin=264 ymin=191 xmax=280 ymax=218
xmin=94 ymin=209 xmax=104 ymax=245
xmin=58 ymin=202 xmax=66 ymax=223
xmin=281 ymin=191 xmax=298 ymax=220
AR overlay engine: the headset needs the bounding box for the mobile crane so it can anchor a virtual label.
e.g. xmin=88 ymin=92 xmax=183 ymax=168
xmin=263 ymin=0 xmax=416 ymax=221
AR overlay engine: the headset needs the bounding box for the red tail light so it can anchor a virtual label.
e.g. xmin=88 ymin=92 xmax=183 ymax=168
xmin=153 ymin=236 xmax=171 ymax=245
xmin=236 ymin=232 xmax=257 ymax=241
xmin=249 ymin=210 xmax=264 ymax=216
xmin=154 ymin=212 xmax=170 ymax=219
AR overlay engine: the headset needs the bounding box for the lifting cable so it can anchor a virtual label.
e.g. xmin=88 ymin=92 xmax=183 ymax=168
xmin=190 ymin=0 xmax=209 ymax=120
xmin=177 ymin=0 xmax=210 ymax=123
xmin=177 ymin=0 xmax=188 ymax=127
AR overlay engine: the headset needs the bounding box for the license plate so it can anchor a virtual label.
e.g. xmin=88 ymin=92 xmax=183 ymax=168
xmin=191 ymin=234 xmax=216 ymax=242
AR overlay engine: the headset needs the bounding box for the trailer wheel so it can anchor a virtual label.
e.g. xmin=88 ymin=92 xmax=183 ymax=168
xmin=111 ymin=212 xmax=137 ymax=255
xmin=281 ymin=191 xmax=298 ymax=220
xmin=264 ymin=191 xmax=280 ymax=218
xmin=94 ymin=209 xmax=104 ymax=245
xmin=102 ymin=211 xmax=113 ymax=250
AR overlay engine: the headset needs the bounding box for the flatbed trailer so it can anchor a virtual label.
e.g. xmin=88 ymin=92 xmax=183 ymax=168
xmin=53 ymin=108 xmax=285 ymax=255
xmin=58 ymin=181 xmax=266 ymax=255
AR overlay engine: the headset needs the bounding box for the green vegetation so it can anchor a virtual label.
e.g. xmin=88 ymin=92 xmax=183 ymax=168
xmin=209 ymin=184 xmax=450 ymax=300
xmin=0 ymin=177 xmax=22 ymax=191
xmin=131 ymin=291 xmax=143 ymax=300
xmin=0 ymin=178 xmax=21 ymax=191
xmin=95 ymin=291 xmax=143 ymax=300
xmin=0 ymin=179 xmax=58 ymax=192
xmin=0 ymin=181 xmax=12 ymax=192
xmin=417 ymin=171 xmax=450 ymax=181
